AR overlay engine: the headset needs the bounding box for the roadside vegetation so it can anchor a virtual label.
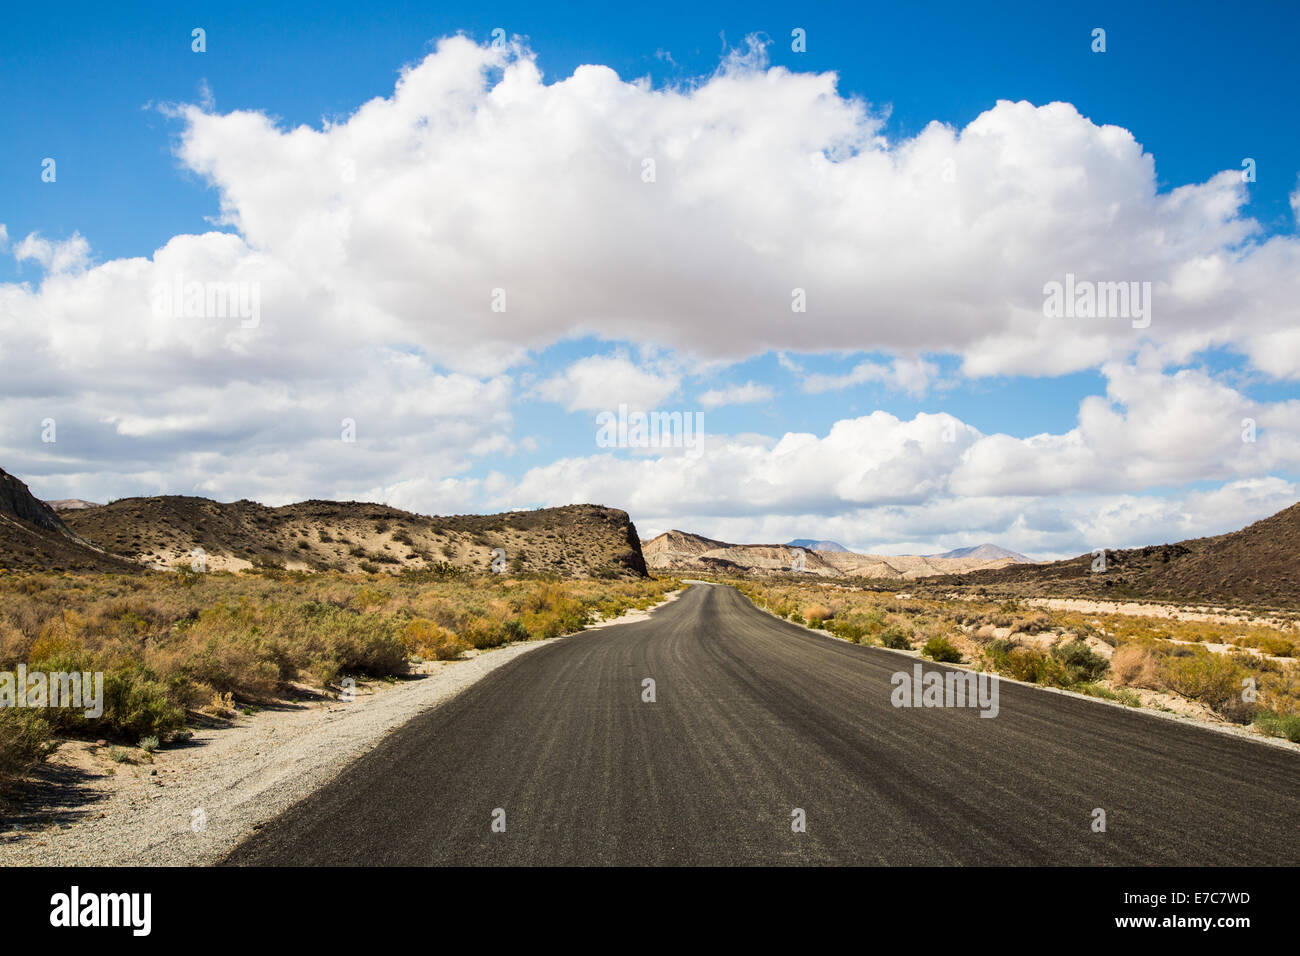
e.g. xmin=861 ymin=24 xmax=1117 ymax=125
xmin=0 ymin=568 xmax=680 ymax=790
xmin=729 ymin=577 xmax=1300 ymax=742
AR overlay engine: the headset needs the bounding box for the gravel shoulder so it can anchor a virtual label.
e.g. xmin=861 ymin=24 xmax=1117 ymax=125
xmin=0 ymin=589 xmax=683 ymax=866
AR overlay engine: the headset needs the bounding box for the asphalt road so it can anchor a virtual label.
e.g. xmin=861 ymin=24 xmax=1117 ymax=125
xmin=224 ymin=583 xmax=1300 ymax=865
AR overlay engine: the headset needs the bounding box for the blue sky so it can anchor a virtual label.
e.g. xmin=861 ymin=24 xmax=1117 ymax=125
xmin=5 ymin=0 xmax=1299 ymax=276
xmin=2 ymin=0 xmax=1299 ymax=556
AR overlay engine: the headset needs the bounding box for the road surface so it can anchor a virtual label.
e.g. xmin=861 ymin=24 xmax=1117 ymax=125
xmin=224 ymin=583 xmax=1300 ymax=865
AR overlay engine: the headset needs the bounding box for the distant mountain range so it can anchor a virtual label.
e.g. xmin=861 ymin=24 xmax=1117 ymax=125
xmin=929 ymin=543 xmax=1030 ymax=562
xmin=783 ymin=539 xmax=1031 ymax=561
xmin=646 ymin=530 xmax=1031 ymax=580
xmin=785 ymin=538 xmax=851 ymax=552
xmin=46 ymin=498 xmax=103 ymax=511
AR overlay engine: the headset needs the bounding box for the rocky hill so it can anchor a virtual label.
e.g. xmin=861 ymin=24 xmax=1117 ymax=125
xmin=0 ymin=468 xmax=648 ymax=578
xmin=0 ymin=469 xmax=136 ymax=572
xmin=927 ymin=502 xmax=1300 ymax=609
xmin=58 ymin=496 xmax=648 ymax=578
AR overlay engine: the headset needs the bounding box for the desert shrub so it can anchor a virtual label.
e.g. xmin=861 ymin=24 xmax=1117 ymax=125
xmin=829 ymin=608 xmax=887 ymax=643
xmin=175 ymin=567 xmax=203 ymax=588
xmin=517 ymin=585 xmax=590 ymax=639
xmin=1011 ymin=612 xmax=1052 ymax=634
xmin=150 ymin=624 xmax=282 ymax=702
xmin=1246 ymin=634 xmax=1296 ymax=657
xmin=803 ymin=604 xmax=832 ymax=624
xmin=97 ymin=666 xmax=187 ymax=740
xmin=852 ymin=609 xmax=887 ymax=634
xmin=1161 ymin=651 xmax=1246 ymax=712
xmin=462 ymin=618 xmax=508 ymax=649
xmin=922 ymin=635 xmax=963 ymax=663
xmin=24 ymin=630 xmax=185 ymax=741
xmin=0 ymin=710 xmax=55 ymax=789
xmin=500 ymin=619 xmax=530 ymax=643
xmin=1051 ymin=640 xmax=1109 ymax=684
xmin=349 ymin=585 xmax=390 ymax=609
xmin=1214 ymin=693 xmax=1257 ymax=725
xmin=879 ymin=626 xmax=912 ymax=650
xmin=1253 ymin=709 xmax=1300 ymax=742
xmin=830 ymin=620 xmax=867 ymax=643
xmin=1110 ymin=644 xmax=1160 ymax=688
xmin=315 ymin=613 xmax=410 ymax=677
xmin=405 ymin=562 xmax=463 ymax=581
xmin=403 ymin=619 xmax=466 ymax=661
xmin=984 ymin=640 xmax=1064 ymax=685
